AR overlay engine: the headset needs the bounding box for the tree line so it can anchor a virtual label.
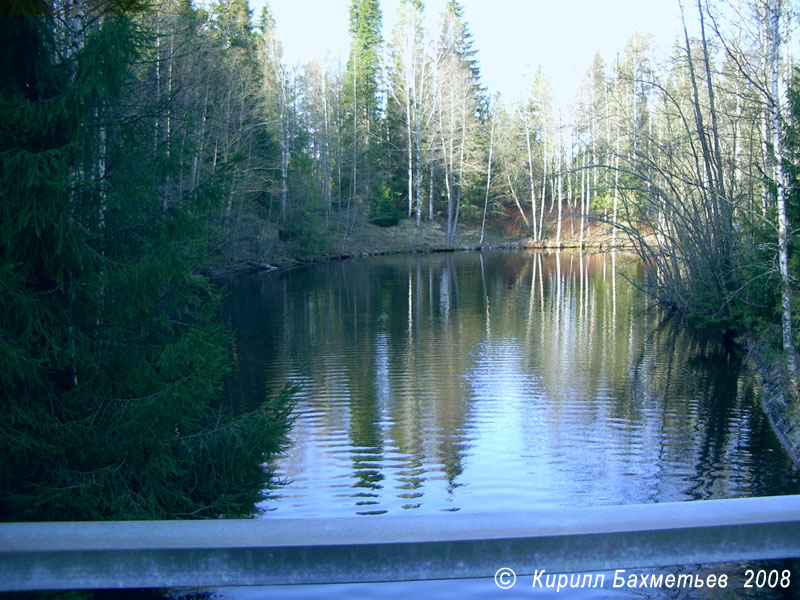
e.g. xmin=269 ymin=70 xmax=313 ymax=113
xmin=225 ymin=0 xmax=800 ymax=381
xmin=584 ymin=0 xmax=800 ymax=382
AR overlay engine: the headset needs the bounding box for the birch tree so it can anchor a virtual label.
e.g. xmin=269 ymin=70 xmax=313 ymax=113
xmin=493 ymin=101 xmax=533 ymax=232
xmin=434 ymin=0 xmax=484 ymax=246
xmin=389 ymin=0 xmax=431 ymax=227
xmin=766 ymin=0 xmax=797 ymax=379
xmin=260 ymin=11 xmax=293 ymax=220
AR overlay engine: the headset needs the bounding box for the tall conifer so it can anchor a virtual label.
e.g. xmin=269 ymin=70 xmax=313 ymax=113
xmin=0 ymin=0 xmax=294 ymax=522
xmin=344 ymin=0 xmax=383 ymax=203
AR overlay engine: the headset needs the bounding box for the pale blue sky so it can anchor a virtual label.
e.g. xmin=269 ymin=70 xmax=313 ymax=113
xmin=251 ymin=0 xmax=686 ymax=108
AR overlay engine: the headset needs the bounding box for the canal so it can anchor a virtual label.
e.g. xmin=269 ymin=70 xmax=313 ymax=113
xmin=218 ymin=250 xmax=800 ymax=598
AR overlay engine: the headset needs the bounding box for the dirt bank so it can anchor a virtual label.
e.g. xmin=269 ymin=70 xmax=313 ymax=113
xmin=204 ymin=212 xmax=632 ymax=279
xmin=749 ymin=341 xmax=800 ymax=466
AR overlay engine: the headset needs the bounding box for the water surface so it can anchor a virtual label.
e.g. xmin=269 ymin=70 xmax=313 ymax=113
xmin=219 ymin=250 xmax=800 ymax=597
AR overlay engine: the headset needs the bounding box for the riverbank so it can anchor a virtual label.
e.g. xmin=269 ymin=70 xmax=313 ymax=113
xmin=749 ymin=341 xmax=800 ymax=466
xmin=205 ymin=211 xmax=631 ymax=279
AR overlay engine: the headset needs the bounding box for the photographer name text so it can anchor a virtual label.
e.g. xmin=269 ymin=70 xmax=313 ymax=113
xmin=494 ymin=567 xmax=791 ymax=592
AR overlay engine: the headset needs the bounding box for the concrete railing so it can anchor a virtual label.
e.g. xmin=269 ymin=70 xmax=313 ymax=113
xmin=1 ymin=495 xmax=800 ymax=591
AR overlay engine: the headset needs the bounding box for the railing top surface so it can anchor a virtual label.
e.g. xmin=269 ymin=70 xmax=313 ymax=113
xmin=3 ymin=494 xmax=800 ymax=552
xmin=3 ymin=495 xmax=800 ymax=590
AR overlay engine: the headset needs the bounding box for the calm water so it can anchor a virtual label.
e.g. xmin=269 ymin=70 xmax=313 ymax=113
xmin=217 ymin=250 xmax=800 ymax=598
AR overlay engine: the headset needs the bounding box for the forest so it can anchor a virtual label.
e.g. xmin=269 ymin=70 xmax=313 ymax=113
xmin=1 ymin=0 xmax=799 ymax=524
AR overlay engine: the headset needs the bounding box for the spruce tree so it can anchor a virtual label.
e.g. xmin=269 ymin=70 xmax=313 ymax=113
xmin=0 ymin=0 xmax=294 ymax=522
xmin=344 ymin=0 xmax=383 ymax=204
xmin=440 ymin=0 xmax=486 ymax=115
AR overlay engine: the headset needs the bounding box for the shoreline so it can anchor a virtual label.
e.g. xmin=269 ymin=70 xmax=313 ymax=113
xmin=209 ymin=239 xmax=636 ymax=280
xmin=206 ymin=218 xmax=800 ymax=468
xmin=205 ymin=215 xmax=634 ymax=279
xmin=748 ymin=341 xmax=800 ymax=467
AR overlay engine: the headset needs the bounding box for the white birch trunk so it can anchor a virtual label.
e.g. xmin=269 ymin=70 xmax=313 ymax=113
xmin=539 ymin=130 xmax=547 ymax=242
xmin=406 ymin=85 xmax=413 ymax=217
xmin=579 ymin=152 xmax=586 ymax=248
xmin=322 ymin=71 xmax=332 ymax=226
xmin=769 ymin=0 xmax=797 ymax=381
xmin=523 ymin=114 xmax=538 ymax=240
xmin=556 ymin=166 xmax=562 ymax=245
xmin=479 ymin=106 xmax=495 ymax=246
